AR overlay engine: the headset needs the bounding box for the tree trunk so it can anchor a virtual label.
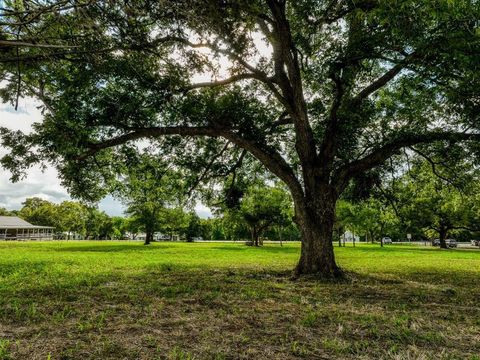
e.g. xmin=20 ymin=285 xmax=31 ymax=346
xmin=439 ymin=227 xmax=448 ymax=249
xmin=294 ymin=192 xmax=342 ymax=278
xmin=252 ymin=227 xmax=260 ymax=247
xmin=144 ymin=230 xmax=153 ymax=245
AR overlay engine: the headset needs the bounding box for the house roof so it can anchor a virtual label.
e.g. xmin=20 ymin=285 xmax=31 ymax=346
xmin=0 ymin=216 xmax=54 ymax=229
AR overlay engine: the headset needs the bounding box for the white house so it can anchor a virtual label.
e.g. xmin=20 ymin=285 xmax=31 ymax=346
xmin=342 ymin=230 xmax=360 ymax=242
xmin=0 ymin=216 xmax=54 ymax=240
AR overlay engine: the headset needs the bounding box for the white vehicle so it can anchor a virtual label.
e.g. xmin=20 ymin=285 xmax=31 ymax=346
xmin=445 ymin=239 xmax=457 ymax=248
xmin=382 ymin=237 xmax=392 ymax=244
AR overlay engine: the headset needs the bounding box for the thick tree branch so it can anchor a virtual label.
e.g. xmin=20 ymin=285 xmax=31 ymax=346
xmin=266 ymin=0 xmax=317 ymax=175
xmin=335 ymin=131 xmax=480 ymax=192
xmin=408 ymin=146 xmax=461 ymax=190
xmin=186 ymin=141 xmax=231 ymax=196
xmin=222 ymin=132 xmax=304 ymax=201
xmin=158 ymin=35 xmax=286 ymax=106
xmin=451 ymin=225 xmax=480 ymax=232
xmin=0 ymin=1 xmax=81 ymax=18
xmin=317 ymin=71 xmax=344 ymax=178
xmin=351 ymin=55 xmax=415 ymax=103
xmin=78 ymin=126 xmax=221 ymax=160
xmin=227 ymin=149 xmax=247 ymax=177
xmin=77 ymin=124 xmax=304 ymax=202
xmin=0 ymin=40 xmax=79 ymax=49
xmin=187 ymin=73 xmax=265 ymax=90
xmin=270 ymin=111 xmax=293 ymax=129
xmin=197 ymin=41 xmax=286 ymax=104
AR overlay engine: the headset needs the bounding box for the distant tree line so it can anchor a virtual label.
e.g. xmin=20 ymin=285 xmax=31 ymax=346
xmin=2 ymin=158 xmax=478 ymax=247
xmin=0 ymin=186 xmax=300 ymax=243
xmin=336 ymin=159 xmax=480 ymax=248
xmin=0 ymin=197 xmax=186 ymax=240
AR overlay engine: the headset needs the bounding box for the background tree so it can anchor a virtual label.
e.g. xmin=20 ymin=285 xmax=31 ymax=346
xmin=116 ymin=154 xmax=184 ymax=245
xmin=158 ymin=207 xmax=189 ymax=241
xmin=0 ymin=208 xmax=13 ymax=216
xmin=1 ymin=1 xmax=479 ymax=276
xmin=85 ymin=207 xmax=111 ymax=239
xmin=198 ymin=218 xmax=214 ymax=240
xmin=57 ymin=201 xmax=88 ymax=239
xmin=110 ymin=216 xmax=128 ymax=240
xmin=236 ymin=183 xmax=291 ymax=246
xmin=19 ymin=197 xmax=59 ymax=228
xmin=337 ymin=198 xmax=398 ymax=246
xmin=220 ymin=210 xmax=250 ymax=241
xmin=124 ymin=217 xmax=142 ymax=240
xmin=97 ymin=215 xmax=115 ymax=240
xmin=385 ymin=161 xmax=480 ymax=248
xmin=209 ymin=218 xmax=227 ymax=241
xmin=185 ymin=211 xmax=202 ymax=242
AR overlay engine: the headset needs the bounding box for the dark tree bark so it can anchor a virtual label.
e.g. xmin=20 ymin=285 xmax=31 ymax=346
xmin=439 ymin=226 xmax=448 ymax=249
xmin=144 ymin=230 xmax=153 ymax=245
xmin=293 ymin=186 xmax=342 ymax=278
xmin=251 ymin=226 xmax=260 ymax=246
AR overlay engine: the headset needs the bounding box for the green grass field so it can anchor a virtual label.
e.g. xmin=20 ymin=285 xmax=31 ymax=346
xmin=0 ymin=241 xmax=479 ymax=359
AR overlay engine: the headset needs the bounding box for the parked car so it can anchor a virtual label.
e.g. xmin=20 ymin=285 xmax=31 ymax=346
xmin=432 ymin=239 xmax=457 ymax=248
xmin=471 ymin=240 xmax=480 ymax=247
xmin=382 ymin=237 xmax=392 ymax=244
xmin=445 ymin=239 xmax=457 ymax=248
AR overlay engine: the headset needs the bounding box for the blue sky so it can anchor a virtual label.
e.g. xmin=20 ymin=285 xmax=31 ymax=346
xmin=0 ymin=99 xmax=212 ymax=218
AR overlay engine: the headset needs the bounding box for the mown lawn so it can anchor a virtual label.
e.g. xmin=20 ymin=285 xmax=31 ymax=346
xmin=0 ymin=241 xmax=479 ymax=360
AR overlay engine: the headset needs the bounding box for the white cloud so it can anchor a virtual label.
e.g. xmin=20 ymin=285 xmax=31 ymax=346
xmin=195 ymin=202 xmax=212 ymax=219
xmin=0 ymin=100 xmax=71 ymax=210
xmin=0 ymin=98 xmax=40 ymax=133
xmin=98 ymin=195 xmax=125 ymax=216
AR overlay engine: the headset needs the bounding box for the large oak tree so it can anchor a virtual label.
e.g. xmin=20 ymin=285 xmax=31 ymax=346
xmin=0 ymin=0 xmax=479 ymax=277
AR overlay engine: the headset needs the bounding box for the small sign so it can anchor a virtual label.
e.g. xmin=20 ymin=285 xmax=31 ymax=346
xmin=407 ymin=233 xmax=412 ymax=240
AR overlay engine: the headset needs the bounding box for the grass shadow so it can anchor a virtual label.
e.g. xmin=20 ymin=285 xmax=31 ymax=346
xmin=210 ymin=244 xmax=299 ymax=254
xmin=0 ymin=260 xmax=53 ymax=277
